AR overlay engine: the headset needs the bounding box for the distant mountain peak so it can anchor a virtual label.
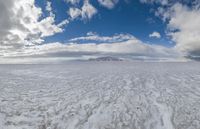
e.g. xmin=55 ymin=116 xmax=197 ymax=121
xmin=88 ymin=56 xmax=123 ymax=61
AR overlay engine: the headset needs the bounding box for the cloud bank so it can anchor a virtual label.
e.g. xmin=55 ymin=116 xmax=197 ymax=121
xmin=1 ymin=33 xmax=178 ymax=61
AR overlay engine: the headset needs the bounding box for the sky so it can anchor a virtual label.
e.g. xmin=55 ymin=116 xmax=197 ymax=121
xmin=0 ymin=0 xmax=200 ymax=62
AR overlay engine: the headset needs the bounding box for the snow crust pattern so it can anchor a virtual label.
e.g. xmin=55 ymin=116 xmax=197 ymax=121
xmin=0 ymin=62 xmax=200 ymax=129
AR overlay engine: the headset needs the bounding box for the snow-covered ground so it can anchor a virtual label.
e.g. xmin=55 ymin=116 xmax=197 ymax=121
xmin=0 ymin=62 xmax=200 ymax=129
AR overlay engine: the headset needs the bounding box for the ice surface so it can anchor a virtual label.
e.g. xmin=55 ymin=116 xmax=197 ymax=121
xmin=0 ymin=62 xmax=200 ymax=129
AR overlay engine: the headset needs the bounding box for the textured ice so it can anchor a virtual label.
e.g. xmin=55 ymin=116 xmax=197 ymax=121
xmin=0 ymin=62 xmax=200 ymax=129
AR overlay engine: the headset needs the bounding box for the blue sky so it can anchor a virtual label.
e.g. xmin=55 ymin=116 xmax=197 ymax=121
xmin=0 ymin=0 xmax=200 ymax=61
xmin=35 ymin=0 xmax=172 ymax=46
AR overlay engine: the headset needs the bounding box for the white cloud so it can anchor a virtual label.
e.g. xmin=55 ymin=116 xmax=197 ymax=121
xmin=81 ymin=0 xmax=98 ymax=20
xmin=65 ymin=0 xmax=80 ymax=5
xmin=141 ymin=1 xmax=200 ymax=57
xmin=68 ymin=0 xmax=97 ymax=20
xmin=87 ymin=31 xmax=97 ymax=36
xmin=98 ymin=0 xmax=119 ymax=9
xmin=160 ymin=3 xmax=200 ymax=57
xmin=58 ymin=19 xmax=70 ymax=27
xmin=0 ymin=0 xmax=183 ymax=61
xmin=149 ymin=31 xmax=161 ymax=38
xmin=140 ymin=0 xmax=168 ymax=5
xmin=1 ymin=34 xmax=178 ymax=59
xmin=69 ymin=33 xmax=135 ymax=42
xmin=29 ymin=37 xmax=177 ymax=59
xmin=46 ymin=1 xmax=52 ymax=12
xmin=68 ymin=8 xmax=82 ymax=20
xmin=0 ymin=0 xmax=68 ymax=52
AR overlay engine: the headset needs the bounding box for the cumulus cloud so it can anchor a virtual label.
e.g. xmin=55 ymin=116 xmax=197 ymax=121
xmin=68 ymin=8 xmax=82 ymax=20
xmin=98 ymin=0 xmax=119 ymax=9
xmin=166 ymin=4 xmax=200 ymax=57
xmin=0 ymin=0 xmax=68 ymax=52
xmin=155 ymin=3 xmax=200 ymax=57
xmin=141 ymin=0 xmax=200 ymax=57
xmin=149 ymin=31 xmax=161 ymax=38
xmin=68 ymin=0 xmax=97 ymax=20
xmin=81 ymin=0 xmax=98 ymax=20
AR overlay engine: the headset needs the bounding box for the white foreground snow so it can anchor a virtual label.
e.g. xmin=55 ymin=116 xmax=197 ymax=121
xmin=0 ymin=62 xmax=200 ymax=129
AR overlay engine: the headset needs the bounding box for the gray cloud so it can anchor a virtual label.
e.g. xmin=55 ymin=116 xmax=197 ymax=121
xmin=0 ymin=0 xmax=68 ymax=53
xmin=1 ymin=34 xmax=178 ymax=60
xmin=141 ymin=0 xmax=200 ymax=57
